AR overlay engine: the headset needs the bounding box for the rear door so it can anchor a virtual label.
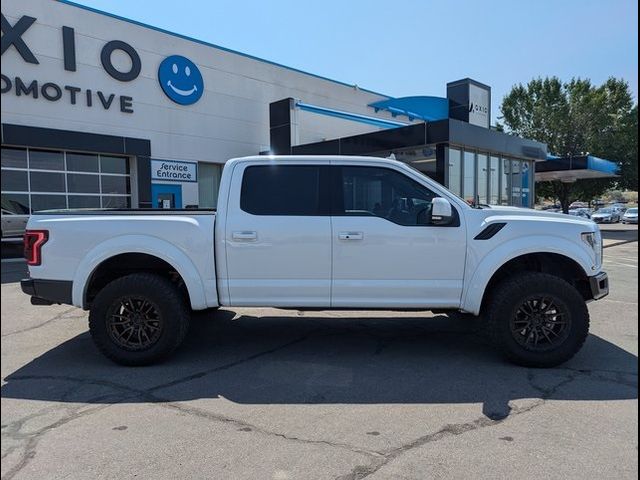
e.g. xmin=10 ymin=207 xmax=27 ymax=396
xmin=224 ymin=161 xmax=332 ymax=306
xmin=331 ymin=164 xmax=467 ymax=308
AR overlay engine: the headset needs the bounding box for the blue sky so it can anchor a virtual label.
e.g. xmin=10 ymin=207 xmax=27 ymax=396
xmin=71 ymin=0 xmax=638 ymax=124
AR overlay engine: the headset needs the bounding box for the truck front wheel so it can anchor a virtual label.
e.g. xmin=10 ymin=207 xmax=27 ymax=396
xmin=486 ymin=272 xmax=589 ymax=368
xmin=89 ymin=273 xmax=190 ymax=366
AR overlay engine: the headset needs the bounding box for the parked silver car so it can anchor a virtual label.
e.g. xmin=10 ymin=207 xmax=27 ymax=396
xmin=591 ymin=207 xmax=620 ymax=224
xmin=622 ymin=207 xmax=638 ymax=224
xmin=1 ymin=198 xmax=30 ymax=238
xmin=1 ymin=208 xmax=29 ymax=238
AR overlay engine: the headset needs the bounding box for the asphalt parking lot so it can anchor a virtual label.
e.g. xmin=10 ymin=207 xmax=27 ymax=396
xmin=1 ymin=226 xmax=637 ymax=480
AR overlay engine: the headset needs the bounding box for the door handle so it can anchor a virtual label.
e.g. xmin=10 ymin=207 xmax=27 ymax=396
xmin=232 ymin=231 xmax=257 ymax=241
xmin=338 ymin=231 xmax=364 ymax=241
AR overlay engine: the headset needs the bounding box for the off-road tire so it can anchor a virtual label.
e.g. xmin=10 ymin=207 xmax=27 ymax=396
xmin=486 ymin=272 xmax=589 ymax=368
xmin=89 ymin=273 xmax=190 ymax=366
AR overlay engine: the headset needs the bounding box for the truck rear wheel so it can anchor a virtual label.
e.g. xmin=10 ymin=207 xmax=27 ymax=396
xmin=486 ymin=272 xmax=589 ymax=368
xmin=89 ymin=273 xmax=190 ymax=366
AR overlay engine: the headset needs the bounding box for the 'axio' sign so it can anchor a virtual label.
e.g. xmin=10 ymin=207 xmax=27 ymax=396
xmin=468 ymin=83 xmax=490 ymax=128
xmin=151 ymin=159 xmax=198 ymax=182
xmin=0 ymin=14 xmax=205 ymax=113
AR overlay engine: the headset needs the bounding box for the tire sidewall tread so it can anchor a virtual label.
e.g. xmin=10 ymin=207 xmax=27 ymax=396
xmin=89 ymin=272 xmax=190 ymax=366
xmin=486 ymin=272 xmax=589 ymax=368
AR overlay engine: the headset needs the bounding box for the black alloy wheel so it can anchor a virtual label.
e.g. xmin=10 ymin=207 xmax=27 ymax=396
xmin=486 ymin=272 xmax=589 ymax=367
xmin=89 ymin=273 xmax=190 ymax=366
xmin=106 ymin=296 xmax=163 ymax=351
xmin=510 ymin=296 xmax=571 ymax=352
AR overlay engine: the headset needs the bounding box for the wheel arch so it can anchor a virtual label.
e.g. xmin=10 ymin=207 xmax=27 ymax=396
xmin=462 ymin=238 xmax=594 ymax=315
xmin=72 ymin=235 xmax=212 ymax=310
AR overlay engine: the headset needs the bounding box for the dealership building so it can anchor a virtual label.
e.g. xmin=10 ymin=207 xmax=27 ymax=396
xmin=2 ymin=0 xmax=554 ymax=221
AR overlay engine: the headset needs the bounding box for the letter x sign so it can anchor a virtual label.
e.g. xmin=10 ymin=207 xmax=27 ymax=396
xmin=1 ymin=14 xmax=39 ymax=64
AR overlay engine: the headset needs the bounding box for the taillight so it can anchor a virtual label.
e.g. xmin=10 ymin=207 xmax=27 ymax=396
xmin=24 ymin=230 xmax=49 ymax=266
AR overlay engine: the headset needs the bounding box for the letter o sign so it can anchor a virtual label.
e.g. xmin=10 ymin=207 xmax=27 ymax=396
xmin=100 ymin=40 xmax=141 ymax=82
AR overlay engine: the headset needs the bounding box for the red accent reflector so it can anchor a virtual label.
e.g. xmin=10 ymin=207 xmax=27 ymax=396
xmin=24 ymin=230 xmax=49 ymax=266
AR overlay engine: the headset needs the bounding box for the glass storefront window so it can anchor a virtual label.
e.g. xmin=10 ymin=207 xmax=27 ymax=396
xmin=31 ymin=194 xmax=67 ymax=211
xmin=30 ymin=171 xmax=66 ymax=192
xmin=67 ymin=153 xmax=99 ymax=172
xmin=1 ymin=193 xmax=30 ymax=214
xmin=476 ymin=153 xmax=488 ymax=204
xmin=489 ymin=156 xmax=499 ymax=205
xmin=101 ymin=155 xmax=129 ymax=174
xmin=68 ymin=195 xmax=101 ymax=208
xmin=463 ymin=151 xmax=475 ymax=204
xmin=521 ymin=161 xmax=532 ymax=207
xmin=101 ymin=175 xmax=131 ymax=195
xmin=1 ymin=147 xmax=132 ymax=231
xmin=67 ymin=174 xmax=100 ymax=193
xmin=102 ymin=196 xmax=131 ymax=208
xmin=1 ymin=170 xmax=28 ymax=191
xmin=447 ymin=148 xmax=462 ymax=196
xmin=501 ymin=158 xmax=510 ymax=205
xmin=1 ymin=148 xmax=27 ymax=168
xmin=511 ymin=160 xmax=522 ymax=207
xmin=29 ymin=150 xmax=64 ymax=170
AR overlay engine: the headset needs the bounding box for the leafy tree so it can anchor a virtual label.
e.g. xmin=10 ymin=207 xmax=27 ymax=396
xmin=500 ymin=77 xmax=638 ymax=212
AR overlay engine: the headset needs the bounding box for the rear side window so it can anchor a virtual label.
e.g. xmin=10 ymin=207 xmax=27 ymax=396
xmin=240 ymin=165 xmax=327 ymax=215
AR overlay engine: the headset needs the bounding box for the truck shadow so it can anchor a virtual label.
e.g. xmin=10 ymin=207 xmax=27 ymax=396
xmin=2 ymin=309 xmax=637 ymax=420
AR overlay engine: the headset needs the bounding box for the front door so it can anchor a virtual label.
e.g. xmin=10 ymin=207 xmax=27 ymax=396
xmin=223 ymin=162 xmax=332 ymax=306
xmin=151 ymin=184 xmax=182 ymax=209
xmin=331 ymin=165 xmax=467 ymax=308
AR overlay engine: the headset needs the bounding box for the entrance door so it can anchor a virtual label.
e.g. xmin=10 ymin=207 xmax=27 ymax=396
xmin=223 ymin=162 xmax=332 ymax=306
xmin=151 ymin=184 xmax=182 ymax=209
xmin=331 ymin=165 xmax=467 ymax=308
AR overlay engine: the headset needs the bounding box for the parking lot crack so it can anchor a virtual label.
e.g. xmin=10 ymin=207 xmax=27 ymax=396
xmin=1 ymin=392 xmax=132 ymax=480
xmin=334 ymin=371 xmax=583 ymax=480
xmin=156 ymin=401 xmax=382 ymax=459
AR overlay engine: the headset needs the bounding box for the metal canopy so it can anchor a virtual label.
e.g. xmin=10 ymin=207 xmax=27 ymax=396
xmin=535 ymin=155 xmax=619 ymax=182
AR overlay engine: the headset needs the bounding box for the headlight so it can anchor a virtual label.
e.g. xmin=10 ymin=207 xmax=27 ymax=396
xmin=582 ymin=231 xmax=602 ymax=267
xmin=582 ymin=232 xmax=597 ymax=249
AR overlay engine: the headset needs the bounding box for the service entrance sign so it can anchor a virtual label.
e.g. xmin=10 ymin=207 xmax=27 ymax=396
xmin=151 ymin=159 xmax=197 ymax=182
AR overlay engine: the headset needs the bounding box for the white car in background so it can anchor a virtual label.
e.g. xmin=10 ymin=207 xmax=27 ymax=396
xmin=622 ymin=207 xmax=638 ymax=224
xmin=591 ymin=207 xmax=620 ymax=224
xmin=568 ymin=208 xmax=592 ymax=220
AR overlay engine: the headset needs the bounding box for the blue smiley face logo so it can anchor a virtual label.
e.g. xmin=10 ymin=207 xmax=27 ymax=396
xmin=158 ymin=55 xmax=204 ymax=105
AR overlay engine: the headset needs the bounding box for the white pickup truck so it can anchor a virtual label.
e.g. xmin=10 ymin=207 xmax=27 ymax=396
xmin=21 ymin=155 xmax=608 ymax=367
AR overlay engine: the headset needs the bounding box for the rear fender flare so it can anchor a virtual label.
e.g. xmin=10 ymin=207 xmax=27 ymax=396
xmin=72 ymin=234 xmax=209 ymax=310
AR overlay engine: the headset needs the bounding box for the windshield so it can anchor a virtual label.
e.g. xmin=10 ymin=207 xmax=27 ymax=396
xmin=597 ymin=208 xmax=613 ymax=214
xmin=627 ymin=208 xmax=638 ymax=214
xmin=401 ymin=161 xmax=477 ymax=208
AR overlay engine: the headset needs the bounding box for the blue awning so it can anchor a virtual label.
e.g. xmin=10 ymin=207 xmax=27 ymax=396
xmin=368 ymin=96 xmax=449 ymax=122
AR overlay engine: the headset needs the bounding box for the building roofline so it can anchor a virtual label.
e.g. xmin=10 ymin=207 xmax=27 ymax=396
xmin=57 ymin=0 xmax=391 ymax=99
xmin=446 ymin=78 xmax=492 ymax=91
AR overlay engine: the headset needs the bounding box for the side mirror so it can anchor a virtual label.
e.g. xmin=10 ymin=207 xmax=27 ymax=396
xmin=431 ymin=197 xmax=453 ymax=225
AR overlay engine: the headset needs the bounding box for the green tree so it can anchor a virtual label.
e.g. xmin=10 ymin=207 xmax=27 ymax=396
xmin=501 ymin=77 xmax=638 ymax=212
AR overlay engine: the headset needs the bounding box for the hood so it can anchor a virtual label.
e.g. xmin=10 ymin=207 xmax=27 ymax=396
xmin=472 ymin=205 xmax=596 ymax=228
xmin=592 ymin=212 xmax=612 ymax=217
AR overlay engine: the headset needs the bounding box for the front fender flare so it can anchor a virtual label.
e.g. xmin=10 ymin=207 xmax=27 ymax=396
xmin=461 ymin=235 xmax=594 ymax=315
xmin=72 ymin=235 xmax=209 ymax=310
